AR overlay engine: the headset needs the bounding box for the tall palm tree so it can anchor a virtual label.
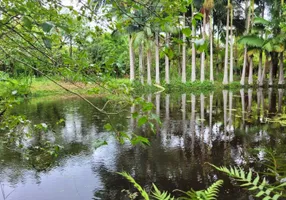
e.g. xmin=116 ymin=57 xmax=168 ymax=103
xmin=229 ymin=3 xmax=234 ymax=83
xmin=191 ymin=4 xmax=196 ymax=82
xmin=182 ymin=13 xmax=187 ymax=83
xmin=222 ymin=0 xmax=230 ymax=85
xmin=155 ymin=32 xmax=160 ymax=84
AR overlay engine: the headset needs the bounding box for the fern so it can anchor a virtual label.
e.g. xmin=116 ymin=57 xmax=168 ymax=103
xmin=176 ymin=180 xmax=223 ymax=200
xmin=151 ymin=184 xmax=175 ymax=200
xmin=208 ymin=164 xmax=285 ymax=199
xmin=118 ymin=172 xmax=150 ymax=200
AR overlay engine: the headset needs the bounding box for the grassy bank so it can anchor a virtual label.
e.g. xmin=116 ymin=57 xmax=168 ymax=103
xmin=29 ymin=76 xmax=247 ymax=99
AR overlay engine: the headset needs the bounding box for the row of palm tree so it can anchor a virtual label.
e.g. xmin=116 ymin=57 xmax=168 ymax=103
xmin=122 ymin=0 xmax=285 ymax=86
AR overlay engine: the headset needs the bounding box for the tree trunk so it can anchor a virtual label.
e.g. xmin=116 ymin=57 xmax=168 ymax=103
xmin=278 ymin=52 xmax=284 ymax=85
xmin=248 ymin=55 xmax=253 ymax=85
xmin=240 ymin=0 xmax=250 ymax=85
xmin=165 ymin=33 xmax=170 ymax=84
xmin=147 ymin=49 xmax=152 ymax=85
xmin=210 ymin=14 xmax=214 ymax=83
xmin=182 ymin=13 xmax=187 ymax=83
xmin=129 ymin=35 xmax=135 ymax=82
xmin=229 ymin=6 xmax=234 ymax=83
xmin=200 ymin=11 xmax=206 ymax=83
xmin=155 ymin=32 xmax=160 ymax=84
xmin=139 ymin=43 xmax=144 ymax=84
xmin=223 ymin=4 xmax=230 ymax=85
xmin=257 ymin=51 xmax=263 ymax=86
xmin=269 ymin=53 xmax=274 ymax=86
xmin=191 ymin=5 xmax=196 ymax=82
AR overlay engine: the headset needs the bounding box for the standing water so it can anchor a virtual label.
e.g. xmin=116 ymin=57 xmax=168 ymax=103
xmin=1 ymin=89 xmax=286 ymax=200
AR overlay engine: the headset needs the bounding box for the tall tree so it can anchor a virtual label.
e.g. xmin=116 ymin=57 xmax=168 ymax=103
xmin=191 ymin=4 xmax=197 ymax=82
xmin=155 ymin=32 xmax=160 ymax=84
xmin=223 ymin=0 xmax=230 ymax=85
xmin=182 ymin=13 xmax=187 ymax=83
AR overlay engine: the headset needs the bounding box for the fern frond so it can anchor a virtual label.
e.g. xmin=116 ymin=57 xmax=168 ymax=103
xmin=151 ymin=183 xmax=175 ymax=200
xmin=208 ymin=164 xmax=283 ymax=200
xmin=118 ymin=172 xmax=150 ymax=200
xmin=204 ymin=180 xmax=224 ymax=199
xmin=176 ymin=180 xmax=223 ymax=200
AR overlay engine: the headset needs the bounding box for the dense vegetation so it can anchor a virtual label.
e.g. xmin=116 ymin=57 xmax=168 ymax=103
xmin=1 ymin=0 xmax=286 ymax=199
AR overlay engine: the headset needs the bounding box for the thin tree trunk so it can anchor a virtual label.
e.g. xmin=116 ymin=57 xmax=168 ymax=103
xmin=229 ymin=6 xmax=234 ymax=83
xmin=257 ymin=51 xmax=263 ymax=86
xmin=155 ymin=32 xmax=160 ymax=84
xmin=210 ymin=14 xmax=214 ymax=83
xmin=129 ymin=35 xmax=135 ymax=82
xmin=248 ymin=55 xmax=253 ymax=85
xmin=182 ymin=13 xmax=187 ymax=83
xmin=191 ymin=5 xmax=196 ymax=82
xmin=223 ymin=3 xmax=230 ymax=85
xmin=200 ymin=11 xmax=206 ymax=83
xmin=278 ymin=52 xmax=284 ymax=85
xmin=139 ymin=43 xmax=144 ymax=84
xmin=240 ymin=0 xmax=250 ymax=85
xmin=165 ymin=33 xmax=170 ymax=84
xmin=147 ymin=49 xmax=152 ymax=85
xmin=269 ymin=56 xmax=274 ymax=86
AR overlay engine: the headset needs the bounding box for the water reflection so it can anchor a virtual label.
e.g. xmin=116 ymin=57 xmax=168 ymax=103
xmin=1 ymin=89 xmax=286 ymax=200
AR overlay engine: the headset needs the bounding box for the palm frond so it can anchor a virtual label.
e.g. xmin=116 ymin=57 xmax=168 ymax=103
xmin=238 ymin=35 xmax=264 ymax=48
xmin=118 ymin=172 xmax=150 ymax=200
xmin=253 ymin=17 xmax=271 ymax=26
xmin=209 ymin=164 xmax=285 ymax=200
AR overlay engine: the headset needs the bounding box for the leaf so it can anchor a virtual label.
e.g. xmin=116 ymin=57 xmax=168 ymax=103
xmin=138 ymin=116 xmax=148 ymax=127
xmin=22 ymin=16 xmax=32 ymax=30
xmin=93 ymin=140 xmax=108 ymax=149
xmin=238 ymin=35 xmax=264 ymax=48
xmin=104 ymin=123 xmax=112 ymax=131
xmin=43 ymin=38 xmax=52 ymax=49
xmin=131 ymin=135 xmax=150 ymax=146
xmin=182 ymin=28 xmax=191 ymax=37
xmin=41 ymin=22 xmax=53 ymax=33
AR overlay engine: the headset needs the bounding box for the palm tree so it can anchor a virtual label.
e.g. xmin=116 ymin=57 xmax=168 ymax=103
xmin=191 ymin=4 xmax=196 ymax=82
xmin=129 ymin=35 xmax=135 ymax=82
xmin=229 ymin=3 xmax=234 ymax=83
xmin=222 ymin=0 xmax=230 ymax=85
xmin=240 ymin=0 xmax=251 ymax=86
xmin=182 ymin=13 xmax=187 ymax=83
xmin=155 ymin=32 xmax=160 ymax=84
xmin=200 ymin=7 xmax=206 ymax=82
xmin=165 ymin=32 xmax=170 ymax=84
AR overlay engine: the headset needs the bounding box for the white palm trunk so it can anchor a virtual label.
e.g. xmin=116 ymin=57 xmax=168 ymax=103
xmin=223 ymin=4 xmax=230 ymax=85
xmin=165 ymin=33 xmax=170 ymax=84
xmin=257 ymin=51 xmax=263 ymax=86
xmin=182 ymin=13 xmax=187 ymax=83
xmin=129 ymin=35 xmax=135 ymax=82
xmin=191 ymin=6 xmax=196 ymax=82
xmin=278 ymin=52 xmax=284 ymax=85
xmin=248 ymin=55 xmax=253 ymax=85
xmin=229 ymin=6 xmax=234 ymax=83
xmin=139 ymin=43 xmax=144 ymax=84
xmin=210 ymin=14 xmax=214 ymax=83
xmin=155 ymin=32 xmax=160 ymax=84
xmin=147 ymin=49 xmax=152 ymax=85
xmin=240 ymin=0 xmax=251 ymax=85
xmin=200 ymin=11 xmax=206 ymax=82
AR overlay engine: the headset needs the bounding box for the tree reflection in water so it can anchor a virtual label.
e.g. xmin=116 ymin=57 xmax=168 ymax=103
xmin=1 ymin=89 xmax=286 ymax=200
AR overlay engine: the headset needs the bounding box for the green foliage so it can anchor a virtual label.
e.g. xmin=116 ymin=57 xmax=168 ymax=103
xmin=209 ymin=164 xmax=286 ymax=199
xmin=119 ymin=172 xmax=223 ymax=200
xmin=118 ymin=172 xmax=150 ymax=200
xmin=176 ymin=180 xmax=223 ymax=200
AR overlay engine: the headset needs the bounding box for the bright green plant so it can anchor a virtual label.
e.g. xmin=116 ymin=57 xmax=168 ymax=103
xmin=209 ymin=164 xmax=286 ymax=199
xmin=118 ymin=171 xmax=224 ymax=200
